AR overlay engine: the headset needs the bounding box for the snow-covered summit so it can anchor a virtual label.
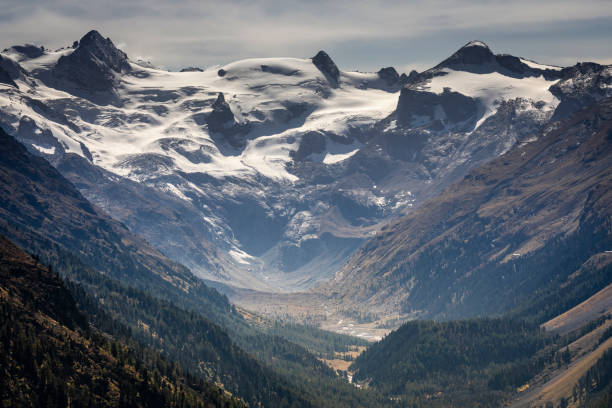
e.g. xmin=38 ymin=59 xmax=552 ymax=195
xmin=398 ymin=41 xmax=587 ymax=130
xmin=427 ymin=40 xmax=564 ymax=80
xmin=464 ymin=40 xmax=489 ymax=48
xmin=435 ymin=40 xmax=495 ymax=69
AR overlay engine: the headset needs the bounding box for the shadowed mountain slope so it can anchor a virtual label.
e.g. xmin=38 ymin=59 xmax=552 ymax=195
xmin=322 ymin=97 xmax=612 ymax=319
xmin=0 ymin=126 xmax=232 ymax=319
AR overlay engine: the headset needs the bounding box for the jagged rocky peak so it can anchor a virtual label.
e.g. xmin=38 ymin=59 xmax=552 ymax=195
xmin=430 ymin=40 xmax=564 ymax=80
xmin=52 ymin=30 xmax=130 ymax=91
xmin=312 ymin=50 xmax=340 ymax=85
xmin=207 ymin=92 xmax=235 ymax=132
xmin=73 ymin=30 xmax=130 ymax=73
xmin=207 ymin=92 xmax=250 ymax=148
xmin=437 ymin=40 xmax=495 ymax=68
xmin=559 ymin=62 xmax=606 ymax=79
xmin=549 ymin=62 xmax=611 ymax=119
xmin=212 ymin=92 xmax=229 ymax=109
xmin=290 ymin=131 xmax=327 ymax=161
xmin=400 ymin=70 xmax=420 ymax=85
xmin=377 ymin=66 xmax=400 ymax=85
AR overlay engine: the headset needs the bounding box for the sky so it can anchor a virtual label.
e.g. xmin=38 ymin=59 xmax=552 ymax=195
xmin=1 ymin=0 xmax=611 ymax=73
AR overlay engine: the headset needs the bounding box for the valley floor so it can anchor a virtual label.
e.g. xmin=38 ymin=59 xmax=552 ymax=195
xmin=228 ymin=288 xmax=399 ymax=341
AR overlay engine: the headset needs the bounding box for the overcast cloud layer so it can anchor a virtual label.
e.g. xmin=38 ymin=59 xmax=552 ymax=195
xmin=1 ymin=0 xmax=611 ymax=72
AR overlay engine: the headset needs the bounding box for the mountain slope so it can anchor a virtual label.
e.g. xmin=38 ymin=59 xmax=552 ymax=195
xmin=0 ymin=126 xmax=387 ymax=407
xmin=321 ymin=96 xmax=612 ymax=319
xmin=350 ymin=318 xmax=552 ymax=407
xmin=3 ymin=33 xmax=606 ymax=295
xmin=0 ymin=236 xmax=243 ymax=408
xmin=348 ymin=285 xmax=612 ymax=408
xmin=0 ymin=126 xmax=233 ymax=323
xmin=57 ymin=249 xmax=322 ymax=408
xmin=508 ymin=288 xmax=612 ymax=408
xmin=348 ymin=237 xmax=612 ymax=407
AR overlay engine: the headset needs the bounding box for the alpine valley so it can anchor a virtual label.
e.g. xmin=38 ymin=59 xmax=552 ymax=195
xmin=1 ymin=29 xmax=611 ymax=408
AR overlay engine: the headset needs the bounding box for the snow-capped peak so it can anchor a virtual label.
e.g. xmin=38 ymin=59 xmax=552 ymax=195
xmin=434 ymin=40 xmax=495 ymax=69
xmin=47 ymin=29 xmax=131 ymax=91
xmin=69 ymin=29 xmax=130 ymax=74
xmin=464 ymin=40 xmax=490 ymax=49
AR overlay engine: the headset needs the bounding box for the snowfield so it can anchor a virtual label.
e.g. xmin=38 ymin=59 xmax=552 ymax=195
xmin=1 ymin=54 xmax=400 ymax=182
xmin=421 ymin=68 xmax=560 ymax=128
xmin=0 ymin=46 xmax=563 ymax=186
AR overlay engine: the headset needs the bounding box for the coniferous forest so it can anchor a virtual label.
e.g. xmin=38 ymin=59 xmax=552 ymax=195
xmin=0 ymin=236 xmax=244 ymax=408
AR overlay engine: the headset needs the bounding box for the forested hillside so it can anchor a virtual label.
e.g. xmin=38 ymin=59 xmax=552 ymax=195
xmin=351 ymin=318 xmax=556 ymax=406
xmin=0 ymin=236 xmax=243 ymax=407
xmin=351 ymin=304 xmax=612 ymax=407
xmin=0 ymin=126 xmax=232 ymax=325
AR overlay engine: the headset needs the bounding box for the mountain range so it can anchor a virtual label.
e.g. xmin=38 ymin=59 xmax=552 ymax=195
xmin=1 ymin=29 xmax=612 ymax=407
xmin=3 ymin=31 xmax=609 ymax=300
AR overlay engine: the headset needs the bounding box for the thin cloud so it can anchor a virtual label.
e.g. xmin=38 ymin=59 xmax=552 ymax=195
xmin=0 ymin=0 xmax=610 ymax=71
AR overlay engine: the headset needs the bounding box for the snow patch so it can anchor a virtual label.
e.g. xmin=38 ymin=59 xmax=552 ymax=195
xmin=323 ymin=148 xmax=359 ymax=164
xmin=465 ymin=40 xmax=488 ymax=48
xmin=162 ymin=183 xmax=190 ymax=201
xmin=519 ymin=58 xmax=562 ymax=71
xmin=229 ymin=249 xmax=255 ymax=265
xmin=31 ymin=144 xmax=55 ymax=155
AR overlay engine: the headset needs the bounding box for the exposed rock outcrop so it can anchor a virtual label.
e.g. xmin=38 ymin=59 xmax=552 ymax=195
xmin=377 ymin=67 xmax=400 ymax=85
xmin=312 ymin=50 xmax=340 ymax=86
xmin=396 ymin=87 xmax=479 ymax=128
xmin=53 ymin=30 xmax=131 ymax=91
